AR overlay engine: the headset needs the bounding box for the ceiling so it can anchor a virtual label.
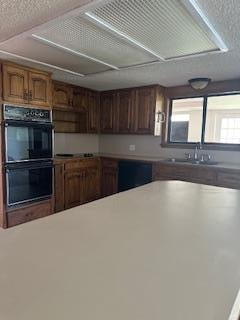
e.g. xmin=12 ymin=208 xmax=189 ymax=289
xmin=0 ymin=0 xmax=239 ymax=91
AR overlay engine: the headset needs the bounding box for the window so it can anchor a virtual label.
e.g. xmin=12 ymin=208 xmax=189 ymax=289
xmin=168 ymin=93 xmax=240 ymax=146
xmin=169 ymin=97 xmax=203 ymax=143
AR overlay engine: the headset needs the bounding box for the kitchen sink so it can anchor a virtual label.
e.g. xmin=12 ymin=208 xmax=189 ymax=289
xmin=167 ymin=158 xmax=219 ymax=165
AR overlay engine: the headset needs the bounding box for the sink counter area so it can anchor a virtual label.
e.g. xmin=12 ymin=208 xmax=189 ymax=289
xmin=54 ymin=153 xmax=240 ymax=170
xmin=0 ymin=181 xmax=240 ymax=320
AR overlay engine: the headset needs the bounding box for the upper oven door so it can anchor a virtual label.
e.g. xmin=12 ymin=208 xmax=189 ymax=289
xmin=5 ymin=120 xmax=53 ymax=163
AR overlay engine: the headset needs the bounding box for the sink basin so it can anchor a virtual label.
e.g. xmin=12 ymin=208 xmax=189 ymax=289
xmin=167 ymin=158 xmax=218 ymax=165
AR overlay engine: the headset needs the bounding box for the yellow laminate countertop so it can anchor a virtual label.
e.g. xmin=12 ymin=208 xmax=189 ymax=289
xmin=0 ymin=181 xmax=240 ymax=320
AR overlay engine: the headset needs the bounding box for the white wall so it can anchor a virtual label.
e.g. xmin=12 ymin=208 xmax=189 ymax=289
xmin=54 ymin=133 xmax=99 ymax=154
xmin=54 ymin=133 xmax=240 ymax=163
xmin=99 ymin=134 xmax=240 ymax=164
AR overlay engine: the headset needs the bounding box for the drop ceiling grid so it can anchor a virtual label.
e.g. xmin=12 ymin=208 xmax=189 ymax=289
xmin=91 ymin=0 xmax=218 ymax=58
xmin=0 ymin=37 xmax=111 ymax=74
xmin=35 ymin=16 xmax=156 ymax=68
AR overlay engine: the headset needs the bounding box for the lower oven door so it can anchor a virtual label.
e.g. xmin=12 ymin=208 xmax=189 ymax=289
xmin=6 ymin=161 xmax=53 ymax=207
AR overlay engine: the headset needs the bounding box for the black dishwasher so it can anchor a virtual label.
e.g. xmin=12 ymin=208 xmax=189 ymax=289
xmin=118 ymin=160 xmax=152 ymax=192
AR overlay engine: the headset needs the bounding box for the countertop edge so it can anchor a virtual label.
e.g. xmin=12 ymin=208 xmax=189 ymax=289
xmin=228 ymin=290 xmax=240 ymax=320
xmin=54 ymin=154 xmax=240 ymax=170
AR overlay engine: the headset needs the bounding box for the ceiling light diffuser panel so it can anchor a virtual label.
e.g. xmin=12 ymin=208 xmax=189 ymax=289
xmin=33 ymin=16 xmax=157 ymax=69
xmin=86 ymin=0 xmax=227 ymax=60
xmin=0 ymin=38 xmax=111 ymax=75
xmin=30 ymin=0 xmax=227 ymax=75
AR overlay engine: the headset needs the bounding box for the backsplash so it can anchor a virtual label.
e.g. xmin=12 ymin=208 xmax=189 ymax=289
xmin=54 ymin=133 xmax=99 ymax=154
xmin=54 ymin=133 xmax=240 ymax=163
xmin=99 ymin=134 xmax=240 ymax=164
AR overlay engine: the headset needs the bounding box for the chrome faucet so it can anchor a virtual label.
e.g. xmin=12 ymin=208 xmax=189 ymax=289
xmin=193 ymin=142 xmax=202 ymax=161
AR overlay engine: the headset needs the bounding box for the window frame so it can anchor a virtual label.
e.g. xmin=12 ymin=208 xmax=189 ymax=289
xmin=166 ymin=92 xmax=240 ymax=151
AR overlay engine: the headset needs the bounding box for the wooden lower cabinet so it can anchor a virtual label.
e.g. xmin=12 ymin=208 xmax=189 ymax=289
xmin=65 ymin=169 xmax=85 ymax=209
xmin=85 ymin=167 xmax=100 ymax=203
xmin=54 ymin=158 xmax=101 ymax=212
xmin=216 ymin=170 xmax=240 ymax=189
xmin=54 ymin=162 xmax=65 ymax=212
xmin=7 ymin=199 xmax=53 ymax=228
xmin=101 ymin=158 xmax=118 ymax=197
xmin=153 ymin=162 xmax=240 ymax=189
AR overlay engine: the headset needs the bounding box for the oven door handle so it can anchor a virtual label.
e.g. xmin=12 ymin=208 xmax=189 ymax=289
xmin=5 ymin=120 xmax=53 ymax=128
xmin=5 ymin=162 xmax=54 ymax=171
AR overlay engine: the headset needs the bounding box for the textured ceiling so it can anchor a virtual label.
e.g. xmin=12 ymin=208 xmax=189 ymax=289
xmin=0 ymin=0 xmax=240 ymax=91
xmin=0 ymin=0 xmax=93 ymax=42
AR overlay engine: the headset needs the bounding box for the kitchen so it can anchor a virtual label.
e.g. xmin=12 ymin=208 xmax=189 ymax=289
xmin=0 ymin=0 xmax=240 ymax=319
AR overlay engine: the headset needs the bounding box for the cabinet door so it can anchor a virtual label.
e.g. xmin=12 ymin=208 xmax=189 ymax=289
xmin=72 ymin=88 xmax=89 ymax=111
xmin=73 ymin=88 xmax=89 ymax=133
xmin=64 ymin=170 xmax=85 ymax=209
xmin=134 ymin=87 xmax=155 ymax=134
xmin=54 ymin=163 xmax=65 ymax=213
xmin=100 ymin=92 xmax=117 ymax=133
xmin=117 ymin=90 xmax=134 ymax=133
xmin=88 ymin=91 xmax=100 ymax=133
xmin=28 ymin=71 xmax=51 ymax=107
xmin=101 ymin=167 xmax=118 ymax=197
xmin=216 ymin=170 xmax=240 ymax=189
xmin=53 ymin=82 xmax=73 ymax=109
xmin=2 ymin=64 xmax=28 ymax=104
xmin=85 ymin=167 xmax=100 ymax=203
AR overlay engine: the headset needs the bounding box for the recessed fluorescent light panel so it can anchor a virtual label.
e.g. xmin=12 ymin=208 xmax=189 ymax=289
xmin=30 ymin=0 xmax=227 ymax=76
xmin=33 ymin=16 xmax=157 ymax=70
xmin=0 ymin=49 xmax=85 ymax=77
xmin=85 ymin=0 xmax=228 ymax=60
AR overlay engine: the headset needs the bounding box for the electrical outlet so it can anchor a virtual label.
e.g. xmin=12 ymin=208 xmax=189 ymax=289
xmin=129 ymin=144 xmax=136 ymax=152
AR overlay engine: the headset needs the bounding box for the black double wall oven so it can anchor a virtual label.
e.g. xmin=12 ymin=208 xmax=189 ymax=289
xmin=4 ymin=105 xmax=53 ymax=207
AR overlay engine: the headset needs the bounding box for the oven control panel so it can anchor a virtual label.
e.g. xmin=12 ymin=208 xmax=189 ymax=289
xmin=4 ymin=105 xmax=51 ymax=122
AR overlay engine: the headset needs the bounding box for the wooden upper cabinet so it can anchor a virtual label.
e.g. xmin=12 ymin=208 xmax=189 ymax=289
xmin=117 ymin=90 xmax=134 ymax=133
xmin=100 ymin=92 xmax=117 ymax=133
xmin=134 ymin=87 xmax=155 ymax=134
xmin=52 ymin=81 xmax=100 ymax=134
xmin=72 ymin=88 xmax=89 ymax=111
xmin=28 ymin=71 xmax=51 ymax=107
xmin=2 ymin=63 xmax=52 ymax=108
xmin=53 ymin=82 xmax=73 ymax=109
xmin=72 ymin=87 xmax=89 ymax=133
xmin=3 ymin=64 xmax=29 ymax=104
xmin=99 ymin=85 xmax=164 ymax=135
xmin=88 ymin=91 xmax=100 ymax=133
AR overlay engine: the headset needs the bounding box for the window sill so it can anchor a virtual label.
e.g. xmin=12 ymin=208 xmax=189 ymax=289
xmin=161 ymin=142 xmax=240 ymax=152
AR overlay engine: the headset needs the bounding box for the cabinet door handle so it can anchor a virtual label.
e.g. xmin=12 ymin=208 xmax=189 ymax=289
xmin=157 ymin=111 xmax=165 ymax=123
xmin=29 ymin=90 xmax=33 ymax=101
xmin=23 ymin=89 xmax=28 ymax=100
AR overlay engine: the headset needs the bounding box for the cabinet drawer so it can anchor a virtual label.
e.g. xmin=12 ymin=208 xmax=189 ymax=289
xmin=83 ymin=158 xmax=100 ymax=168
xmin=7 ymin=200 xmax=52 ymax=227
xmin=65 ymin=158 xmax=99 ymax=171
xmin=101 ymin=158 xmax=118 ymax=169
